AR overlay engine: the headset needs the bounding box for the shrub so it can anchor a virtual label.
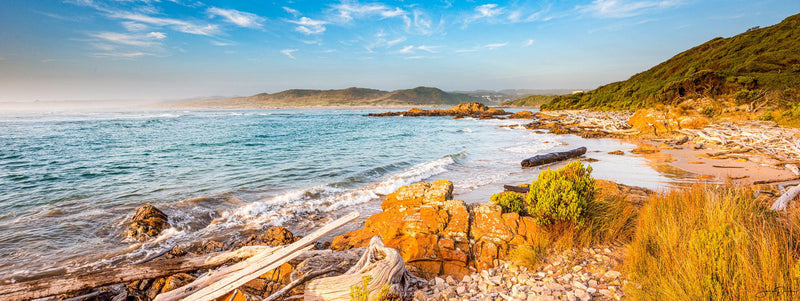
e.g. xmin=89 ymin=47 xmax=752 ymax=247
xmin=760 ymin=110 xmax=775 ymax=121
xmin=490 ymin=191 xmax=526 ymax=214
xmin=526 ymin=161 xmax=596 ymax=227
xmin=625 ymin=184 xmax=800 ymax=300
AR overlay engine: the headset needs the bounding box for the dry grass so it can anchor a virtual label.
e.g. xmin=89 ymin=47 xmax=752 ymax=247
xmin=625 ymin=184 xmax=800 ymax=300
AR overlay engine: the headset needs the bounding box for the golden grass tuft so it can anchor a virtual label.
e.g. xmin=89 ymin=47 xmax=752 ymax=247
xmin=625 ymin=184 xmax=800 ymax=300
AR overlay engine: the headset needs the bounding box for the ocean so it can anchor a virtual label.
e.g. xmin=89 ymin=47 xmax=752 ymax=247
xmin=0 ymin=109 xmax=681 ymax=277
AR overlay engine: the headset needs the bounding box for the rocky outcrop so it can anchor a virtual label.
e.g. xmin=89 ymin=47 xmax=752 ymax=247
xmin=367 ymin=102 xmax=508 ymax=119
xmin=331 ymin=180 xmax=472 ymax=279
xmin=507 ymin=110 xmax=536 ymax=119
xmin=331 ymin=180 xmax=543 ymax=279
xmin=126 ymin=205 xmax=170 ymax=241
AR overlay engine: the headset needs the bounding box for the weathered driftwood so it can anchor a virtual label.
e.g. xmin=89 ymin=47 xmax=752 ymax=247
xmin=772 ymin=185 xmax=800 ymax=211
xmin=158 ymin=211 xmax=359 ymax=301
xmin=753 ymin=176 xmax=800 ymax=185
xmin=503 ymin=185 xmax=530 ymax=194
xmin=264 ymin=266 xmax=343 ymax=301
xmin=0 ymin=245 xmax=272 ymax=301
xmin=304 ymin=236 xmax=425 ymax=301
xmin=521 ymin=147 xmax=587 ymax=168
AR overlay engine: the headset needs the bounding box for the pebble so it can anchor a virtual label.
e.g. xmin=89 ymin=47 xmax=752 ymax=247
xmin=413 ymin=245 xmax=626 ymax=301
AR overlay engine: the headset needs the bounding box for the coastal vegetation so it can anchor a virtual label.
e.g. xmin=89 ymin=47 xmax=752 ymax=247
xmin=163 ymin=86 xmax=482 ymax=108
xmin=542 ymin=13 xmax=800 ymax=114
xmin=626 ymin=184 xmax=800 ymax=300
xmin=498 ymin=95 xmax=558 ymax=108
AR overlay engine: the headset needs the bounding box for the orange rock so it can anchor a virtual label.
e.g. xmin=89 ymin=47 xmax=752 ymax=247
xmin=507 ymin=110 xmax=536 ymax=119
xmin=161 ymin=273 xmax=197 ymax=294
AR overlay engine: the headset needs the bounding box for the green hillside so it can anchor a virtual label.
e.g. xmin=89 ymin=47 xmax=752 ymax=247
xmin=498 ymin=95 xmax=558 ymax=107
xmin=164 ymin=87 xmax=481 ymax=108
xmin=542 ymin=13 xmax=800 ymax=111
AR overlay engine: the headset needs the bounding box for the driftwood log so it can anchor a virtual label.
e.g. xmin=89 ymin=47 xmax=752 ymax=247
xmin=521 ymin=147 xmax=587 ymax=168
xmin=304 ymin=236 xmax=425 ymax=301
xmin=156 ymin=211 xmax=359 ymax=301
xmin=0 ymin=246 xmax=273 ymax=301
xmin=503 ymin=185 xmax=530 ymax=194
xmin=772 ymin=185 xmax=800 ymax=211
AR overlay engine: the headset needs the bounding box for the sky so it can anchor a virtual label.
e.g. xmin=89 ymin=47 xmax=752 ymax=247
xmin=0 ymin=0 xmax=798 ymax=102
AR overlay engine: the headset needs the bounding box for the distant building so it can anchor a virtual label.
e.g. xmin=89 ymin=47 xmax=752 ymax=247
xmin=572 ymin=90 xmax=584 ymax=94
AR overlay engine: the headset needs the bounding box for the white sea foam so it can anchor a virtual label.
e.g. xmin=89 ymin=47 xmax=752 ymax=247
xmin=209 ymin=154 xmax=459 ymax=229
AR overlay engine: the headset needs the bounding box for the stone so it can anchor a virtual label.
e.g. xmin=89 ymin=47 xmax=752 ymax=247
xmin=160 ymin=273 xmax=197 ymax=294
xmin=126 ymin=204 xmax=170 ymax=241
xmin=604 ymin=270 xmax=622 ymax=279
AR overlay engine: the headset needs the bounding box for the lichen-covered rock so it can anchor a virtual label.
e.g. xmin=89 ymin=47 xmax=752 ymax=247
xmin=331 ymin=180 xmax=471 ymax=279
xmin=507 ymin=110 xmax=536 ymax=119
xmin=160 ymin=273 xmax=196 ymax=294
xmin=332 ymin=180 xmax=546 ymax=279
xmin=126 ymin=204 xmax=170 ymax=241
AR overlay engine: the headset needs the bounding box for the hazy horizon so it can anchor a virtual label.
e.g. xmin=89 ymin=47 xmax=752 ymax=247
xmin=1 ymin=0 xmax=799 ymax=102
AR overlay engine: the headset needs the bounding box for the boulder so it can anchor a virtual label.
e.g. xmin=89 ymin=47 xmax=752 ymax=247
xmin=126 ymin=205 xmax=170 ymax=241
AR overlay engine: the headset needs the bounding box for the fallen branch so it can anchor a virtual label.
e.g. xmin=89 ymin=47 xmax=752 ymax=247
xmin=712 ymin=165 xmax=744 ymax=169
xmin=521 ymin=147 xmax=587 ymax=168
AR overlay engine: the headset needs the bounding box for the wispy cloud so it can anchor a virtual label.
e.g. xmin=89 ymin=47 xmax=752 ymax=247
xmin=283 ymin=6 xmax=301 ymax=17
xmin=289 ymin=17 xmax=327 ymax=35
xmin=457 ymin=42 xmax=508 ymax=52
xmin=91 ymin=32 xmax=166 ymax=47
xmin=476 ymin=4 xmax=504 ymax=18
xmin=121 ymin=21 xmax=149 ymax=32
xmin=397 ymin=45 xmax=439 ymax=54
xmin=281 ymin=49 xmax=298 ymax=59
xmin=577 ymin=0 xmax=684 ymax=18
xmin=329 ymin=2 xmax=406 ymax=22
xmin=484 ymin=42 xmax=508 ymax=50
xmin=108 ymin=12 xmax=219 ymax=36
xmin=463 ymin=3 xmax=552 ymax=28
xmin=211 ymin=40 xmax=233 ymax=46
xmin=523 ymin=39 xmax=534 ymax=46
xmin=402 ymin=9 xmax=441 ymax=35
xmin=91 ymin=52 xmax=154 ymax=59
xmin=207 ymin=7 xmax=264 ymax=29
xmin=41 ymin=59 xmax=57 ymax=63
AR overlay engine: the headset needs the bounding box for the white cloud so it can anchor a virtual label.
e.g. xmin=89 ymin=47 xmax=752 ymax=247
xmin=41 ymin=59 xmax=56 ymax=63
xmin=398 ymin=45 xmax=414 ymax=54
xmin=330 ymin=2 xmax=406 ymax=22
xmin=402 ymin=9 xmax=439 ymax=35
xmin=484 ymin=42 xmax=508 ymax=50
xmin=290 ymin=17 xmax=327 ymax=35
xmin=147 ymin=31 xmax=166 ymax=39
xmin=397 ymin=45 xmax=439 ymax=54
xmin=523 ymin=39 xmax=534 ymax=46
xmin=121 ymin=21 xmax=148 ymax=31
xmin=108 ymin=12 xmax=219 ymax=36
xmin=91 ymin=32 xmax=163 ymax=47
xmin=476 ymin=4 xmax=503 ymax=18
xmin=207 ymin=7 xmax=264 ymax=29
xmin=283 ymin=6 xmax=301 ymax=17
xmin=386 ymin=37 xmax=406 ymax=47
xmin=577 ymin=0 xmax=684 ymax=18
xmin=281 ymin=49 xmax=298 ymax=59
xmin=91 ymin=52 xmax=154 ymax=58
xmin=211 ymin=41 xmax=232 ymax=46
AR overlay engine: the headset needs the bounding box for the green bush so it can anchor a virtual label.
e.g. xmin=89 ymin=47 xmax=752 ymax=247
xmin=526 ymin=161 xmax=596 ymax=227
xmin=490 ymin=191 xmax=526 ymax=214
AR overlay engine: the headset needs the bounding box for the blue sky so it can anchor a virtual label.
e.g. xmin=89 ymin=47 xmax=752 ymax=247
xmin=0 ymin=0 xmax=798 ymax=102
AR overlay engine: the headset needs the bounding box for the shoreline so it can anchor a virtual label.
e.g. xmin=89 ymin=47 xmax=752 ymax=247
xmin=4 ymin=107 xmax=799 ymax=300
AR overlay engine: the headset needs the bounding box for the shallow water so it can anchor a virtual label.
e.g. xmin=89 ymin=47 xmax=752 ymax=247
xmin=0 ymin=109 xmax=686 ymax=277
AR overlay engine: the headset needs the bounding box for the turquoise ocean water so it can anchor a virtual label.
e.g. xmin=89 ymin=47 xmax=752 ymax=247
xmin=0 ymin=109 xmax=679 ymax=277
